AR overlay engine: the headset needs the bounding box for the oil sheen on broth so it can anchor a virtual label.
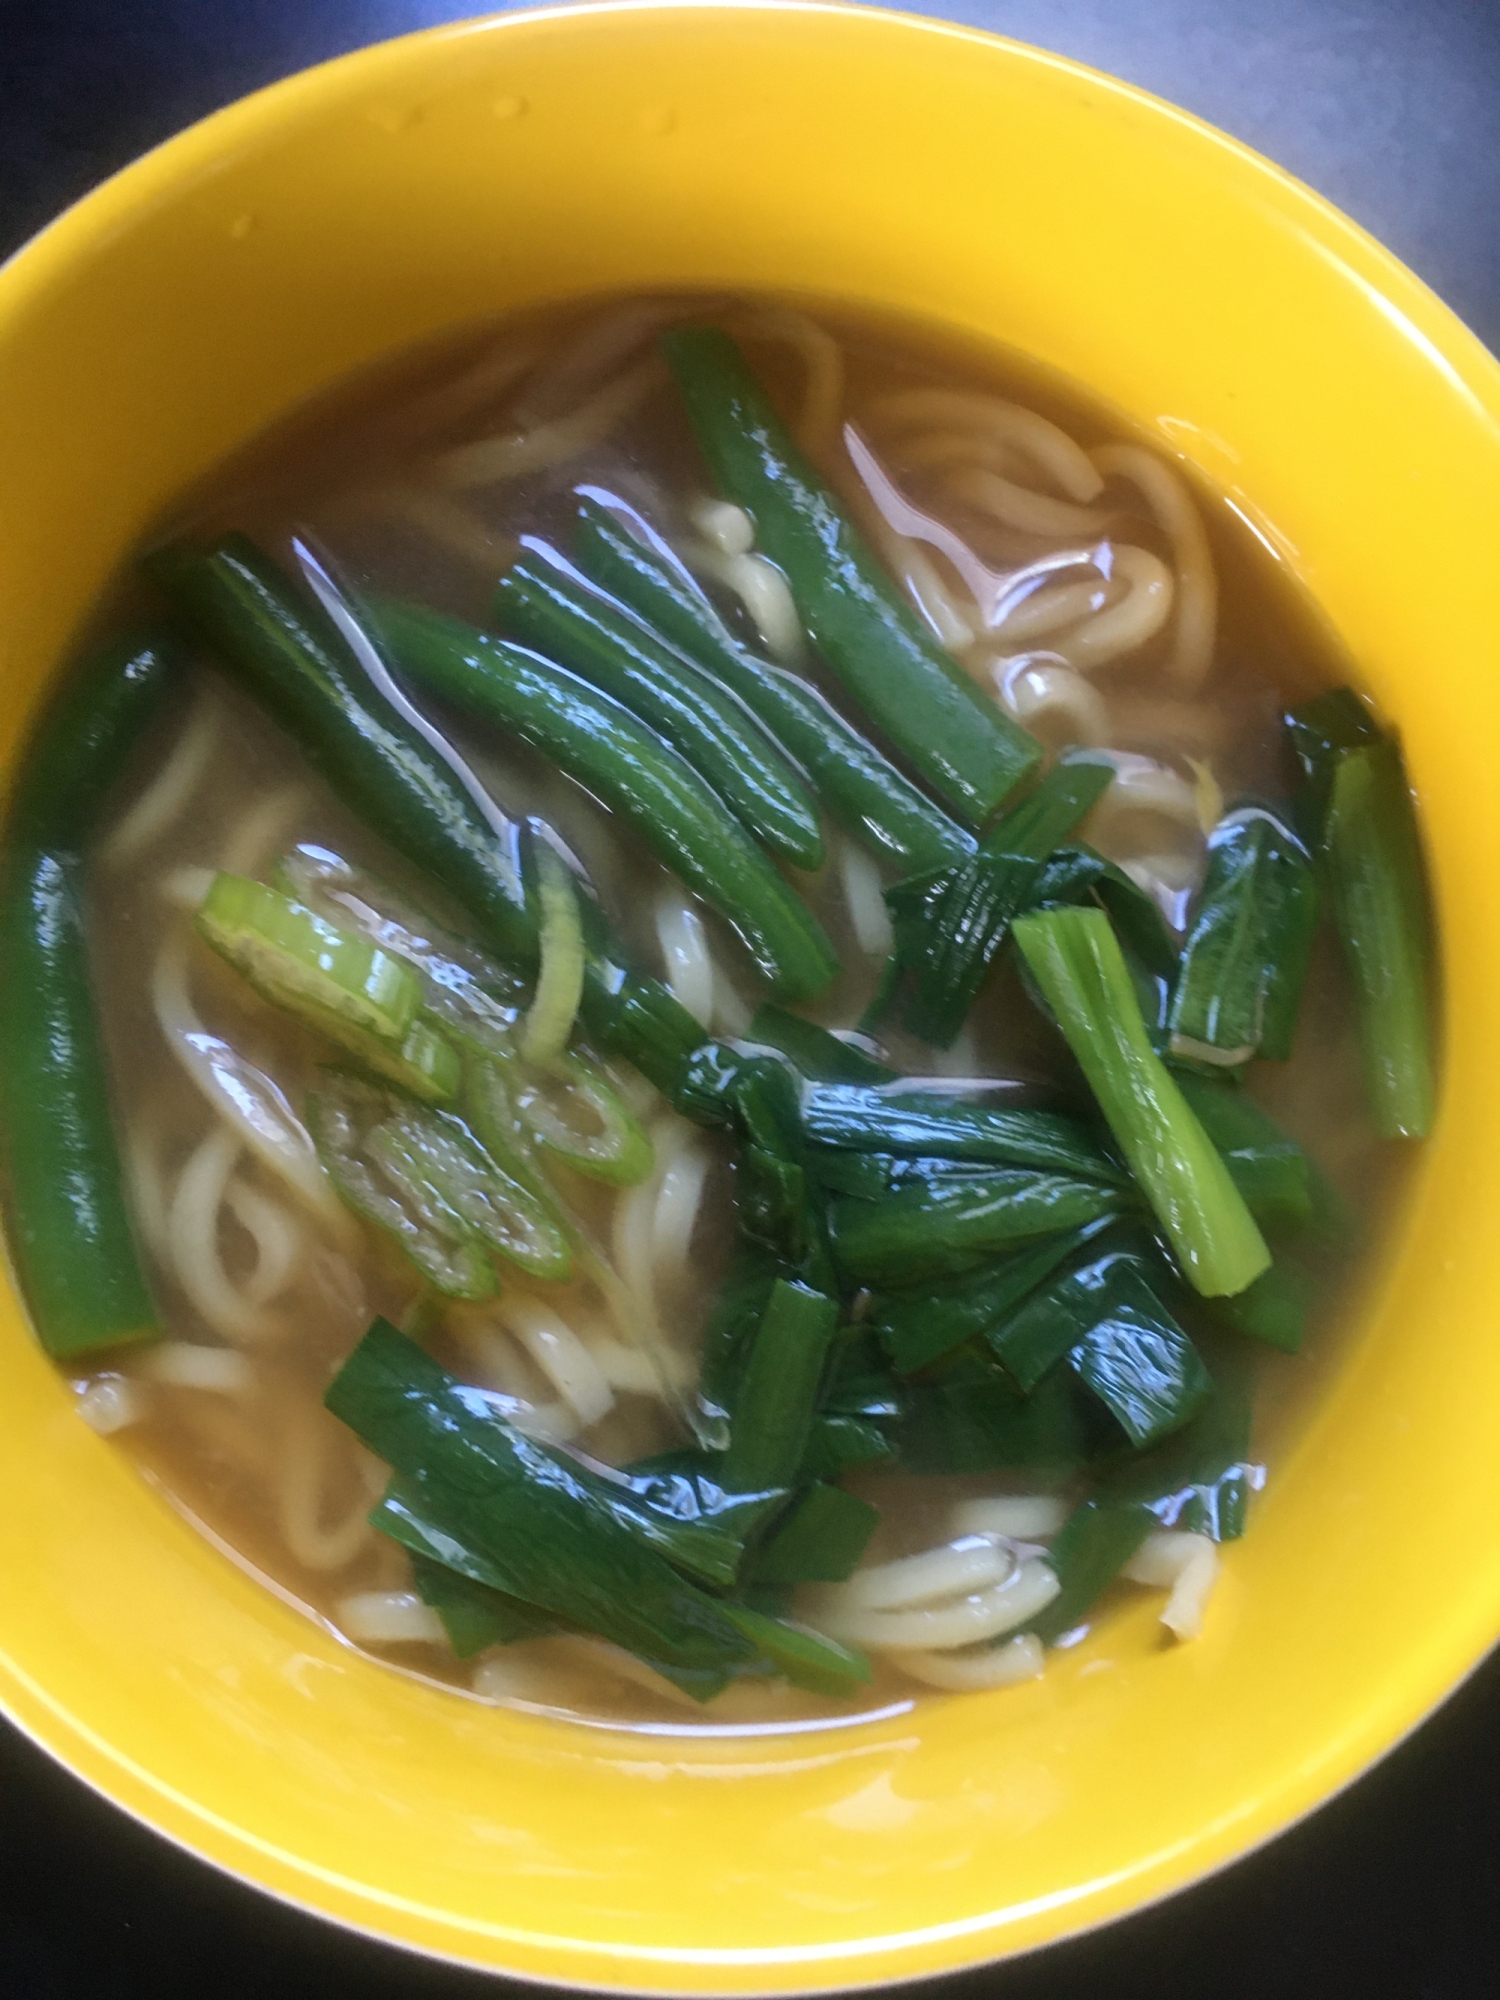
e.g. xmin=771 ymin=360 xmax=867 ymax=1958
xmin=30 ymin=295 xmax=1429 ymax=1731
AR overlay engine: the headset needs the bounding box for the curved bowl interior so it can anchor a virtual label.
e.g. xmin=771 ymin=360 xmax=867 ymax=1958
xmin=1 ymin=4 xmax=1499 ymax=1989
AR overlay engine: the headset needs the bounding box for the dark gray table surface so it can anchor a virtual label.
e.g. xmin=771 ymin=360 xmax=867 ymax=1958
xmin=2 ymin=4 xmax=1498 ymax=1996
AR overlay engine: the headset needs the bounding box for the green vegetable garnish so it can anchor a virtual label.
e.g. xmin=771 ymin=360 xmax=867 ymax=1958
xmin=749 ymin=1481 xmax=880 ymax=1586
xmin=574 ymin=493 xmax=972 ymax=872
xmin=1013 ymin=905 xmax=1271 ymax=1298
xmin=0 ymin=634 xmax=181 ymax=1356
xmin=830 ymin=1169 xmax=1122 ymax=1288
xmin=1168 ymin=806 xmax=1318 ymax=1066
xmin=1024 ymin=1498 xmax=1156 ymax=1646
xmin=519 ymin=842 xmax=585 ymax=1067
xmin=370 ymin=596 xmax=837 ymax=1001
xmin=869 ymin=1219 xmax=1116 ymax=1374
xmin=887 ymin=754 xmax=1117 ymax=1046
xmin=745 ymin=1004 xmax=895 ymax=1085
xmin=330 ymin=1319 xmax=761 ymax=1700
xmin=720 ymin=1279 xmax=840 ymax=1495
xmin=720 ymin=1604 xmax=872 ymax=1699
xmin=1286 ymin=687 xmax=1434 ymax=1136
xmin=1324 ymin=742 xmax=1435 ymax=1139
xmin=309 ymin=1074 xmax=571 ymax=1295
xmin=801 ymin=1083 xmax=1126 ymax=1183
xmin=662 ymin=326 xmax=1040 ymax=826
xmin=497 ymin=542 xmax=824 ymax=869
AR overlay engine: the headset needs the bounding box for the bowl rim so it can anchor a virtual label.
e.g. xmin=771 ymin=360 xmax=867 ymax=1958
xmin=2 ymin=3 xmax=1499 ymax=1991
xmin=9 ymin=1648 xmax=1492 ymax=2000
xmin=6 ymin=0 xmax=1498 ymax=404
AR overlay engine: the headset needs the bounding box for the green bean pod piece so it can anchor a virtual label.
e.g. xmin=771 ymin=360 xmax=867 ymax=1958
xmin=661 ymin=327 xmax=1041 ymax=827
xmin=144 ymin=534 xmax=535 ymax=964
xmin=573 ymin=495 xmax=973 ymax=872
xmin=369 ymin=597 xmax=838 ymax=1002
xmin=1286 ymin=686 xmax=1435 ymax=1136
xmin=1323 ymin=741 xmax=1436 ymax=1140
xmin=0 ymin=634 xmax=184 ymax=1356
xmin=148 ymin=537 xmax=708 ymax=1094
xmin=496 ymin=544 xmax=824 ymax=869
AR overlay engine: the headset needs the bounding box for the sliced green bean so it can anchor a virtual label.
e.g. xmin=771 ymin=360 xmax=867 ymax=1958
xmin=0 ymin=854 xmax=165 ymax=1357
xmin=197 ymin=870 xmax=420 ymax=1040
xmin=518 ymin=840 xmax=584 ymax=1066
xmin=149 ymin=539 xmax=710 ymax=1101
xmin=370 ymin=1115 xmax=567 ymax=1279
xmin=458 ymin=1056 xmax=569 ymax=1214
xmin=573 ymin=494 xmax=972 ymax=871
xmin=497 ymin=544 xmax=823 ymax=868
xmin=145 ymin=534 xmax=534 ymax=963
xmin=661 ymin=328 xmax=1040 ymax=826
xmin=370 ymin=597 xmax=837 ymax=1001
xmin=7 ymin=633 xmax=182 ymax=853
xmin=309 ymin=1072 xmax=571 ymax=1293
xmin=198 ymin=873 xmax=461 ymax=1103
xmin=275 ymin=843 xmax=525 ymax=1059
xmin=508 ymin=1053 xmax=654 ymax=1186
xmin=279 ymin=845 xmax=655 ymax=1183
xmin=0 ymin=634 xmax=182 ymax=1356
xmin=1324 ymin=741 xmax=1435 ymax=1139
xmin=322 ymin=1111 xmax=484 ymax=1292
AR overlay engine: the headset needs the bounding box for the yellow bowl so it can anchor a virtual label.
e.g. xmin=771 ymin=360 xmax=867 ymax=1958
xmin=2 ymin=4 xmax=1498 ymax=1988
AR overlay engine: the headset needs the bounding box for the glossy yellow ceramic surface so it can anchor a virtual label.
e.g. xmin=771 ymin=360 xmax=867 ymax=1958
xmin=1 ymin=4 xmax=1498 ymax=1989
